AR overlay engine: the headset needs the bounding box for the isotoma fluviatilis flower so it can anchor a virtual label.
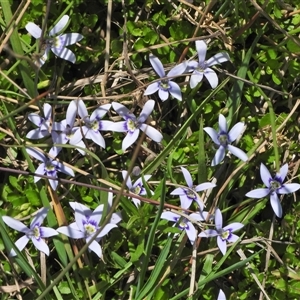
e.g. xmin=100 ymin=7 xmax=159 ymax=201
xmin=198 ymin=208 xmax=244 ymax=255
xmin=187 ymin=40 xmax=230 ymax=89
xmin=217 ymin=289 xmax=226 ymax=300
xmin=2 ymin=207 xmax=58 ymax=256
xmin=25 ymin=15 xmax=83 ymax=66
xmin=26 ymin=147 xmax=74 ymax=190
xmin=71 ymin=99 xmax=113 ymax=149
xmin=122 ymin=170 xmax=152 ymax=207
xmin=50 ymin=100 xmax=86 ymax=156
xmin=57 ymin=202 xmax=118 ymax=259
xmin=170 ymin=167 xmax=216 ymax=210
xmin=161 ymin=210 xmax=208 ymax=245
xmin=245 ymin=163 xmax=300 ymax=218
xmin=144 ymin=54 xmax=186 ymax=101
xmin=204 ymin=114 xmax=248 ymax=166
xmin=111 ymin=100 xmax=163 ymax=151
xmin=26 ymin=103 xmax=52 ymax=139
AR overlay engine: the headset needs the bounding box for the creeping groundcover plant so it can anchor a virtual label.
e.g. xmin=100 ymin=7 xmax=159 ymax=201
xmin=1 ymin=5 xmax=300 ymax=300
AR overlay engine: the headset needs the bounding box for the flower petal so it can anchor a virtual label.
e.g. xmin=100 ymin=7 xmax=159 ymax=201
xmin=49 ymin=15 xmax=69 ymax=36
xmin=277 ymin=163 xmax=288 ymax=182
xmin=90 ymin=204 xmax=105 ymax=225
xmin=2 ymin=217 xmax=28 ymax=233
xmin=122 ymin=129 xmax=139 ymax=151
xmin=122 ymin=170 xmax=133 ymax=189
xmin=144 ymin=82 xmax=159 ymax=96
xmin=158 ymin=89 xmax=169 ymax=101
xmin=138 ymin=100 xmax=155 ymax=123
xmin=57 ymin=225 xmax=85 ymax=239
xmin=185 ymin=221 xmax=197 ymax=245
xmin=97 ymin=223 xmax=117 ymax=238
xmin=217 ymin=289 xmax=226 ymax=300
xmin=167 ymin=61 xmax=187 ymax=77
xmin=168 ymin=81 xmax=182 ymax=101
xmin=198 ymin=229 xmax=218 ymax=237
xmin=30 ymin=207 xmax=48 ymax=228
xmin=217 ymin=236 xmax=227 ymax=255
xmin=270 ymin=192 xmax=282 ymax=217
xmin=227 ymin=145 xmax=248 ymax=162
xmin=59 ymin=33 xmax=83 ymax=46
xmin=90 ymin=104 xmax=111 ymax=120
xmin=194 ymin=182 xmax=216 ymax=192
xmin=34 ymin=163 xmax=46 ymax=183
xmin=149 ymin=54 xmax=165 ymax=78
xmin=32 ymin=238 xmax=50 ymax=255
xmin=170 ymin=187 xmax=185 ymax=196
xmin=25 ymin=22 xmax=42 ymax=39
xmin=112 ymin=102 xmax=135 ymax=119
xmin=76 ymin=99 xmax=88 ymax=119
xmin=227 ymin=233 xmax=239 ymax=243
xmin=28 ymin=113 xmax=42 ymax=127
xmin=218 ymin=114 xmax=228 ymax=133
xmin=206 ymin=52 xmax=230 ymax=66
xmin=245 ymin=188 xmax=270 ymax=198
xmin=214 ymin=208 xmax=223 ymax=230
xmin=87 ymin=239 xmax=102 ymax=258
xmin=56 ymin=162 xmax=75 ymax=177
xmin=111 ymin=121 xmax=127 ymax=132
xmin=223 ymin=222 xmax=244 ymax=232
xmin=203 ymin=127 xmax=219 ymax=145
xmin=51 ymin=47 xmax=76 ymax=63
xmin=260 ymin=163 xmax=272 ymax=187
xmin=212 ymin=146 xmax=226 ymax=166
xmin=181 ymin=167 xmax=193 ymax=188
xmin=190 ymin=71 xmax=203 ymax=89
xmin=49 ymin=179 xmax=58 ymax=191
xmin=180 ymin=195 xmax=193 ymax=210
xmin=161 ymin=211 xmax=179 ymax=222
xmin=26 ymin=147 xmax=46 ymax=162
xmin=279 ymin=183 xmax=300 ymax=194
xmin=11 ymin=235 xmax=30 ymax=256
xmin=40 ymin=227 xmax=58 ymax=238
xmin=189 ymin=212 xmax=206 ymax=222
xmin=204 ymin=68 xmax=219 ymax=88
xmin=228 ymin=122 xmax=245 ymax=142
xmin=139 ymin=124 xmax=163 ymax=142
xmin=87 ymin=130 xmax=106 ymax=148
xmin=195 ymin=40 xmax=207 ymax=65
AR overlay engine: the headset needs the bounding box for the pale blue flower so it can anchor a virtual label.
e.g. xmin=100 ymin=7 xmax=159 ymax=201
xmin=170 ymin=167 xmax=216 ymax=210
xmin=111 ymin=100 xmax=163 ymax=151
xmin=75 ymin=99 xmax=114 ymax=148
xmin=246 ymin=163 xmax=300 ymax=218
xmin=198 ymin=208 xmax=244 ymax=255
xmin=144 ymin=54 xmax=186 ymax=101
xmin=50 ymin=100 xmax=85 ymax=156
xmin=26 ymin=147 xmax=74 ymax=190
xmin=122 ymin=170 xmax=152 ymax=207
xmin=187 ymin=40 xmax=230 ymax=88
xmin=161 ymin=210 xmax=209 ymax=245
xmin=57 ymin=202 xmax=118 ymax=258
xmin=2 ymin=207 xmax=58 ymax=256
xmin=26 ymin=15 xmax=83 ymax=66
xmin=204 ymin=114 xmax=248 ymax=166
xmin=26 ymin=103 xmax=52 ymax=139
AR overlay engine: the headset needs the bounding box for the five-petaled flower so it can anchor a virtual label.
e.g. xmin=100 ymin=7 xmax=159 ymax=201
xmin=204 ymin=114 xmax=248 ymax=166
xmin=75 ymin=99 xmax=114 ymax=148
xmin=111 ymin=100 xmax=163 ymax=151
xmin=50 ymin=100 xmax=86 ymax=157
xmin=2 ymin=207 xmax=58 ymax=256
xmin=171 ymin=167 xmax=216 ymax=210
xmin=198 ymin=208 xmax=244 ymax=255
xmin=144 ymin=54 xmax=186 ymax=101
xmin=26 ymin=103 xmax=52 ymax=139
xmin=57 ymin=202 xmax=118 ymax=259
xmin=245 ymin=163 xmax=300 ymax=218
xmin=25 ymin=15 xmax=83 ymax=66
xmin=26 ymin=147 xmax=74 ymax=190
xmin=187 ymin=40 xmax=230 ymax=89
xmin=161 ymin=210 xmax=208 ymax=245
xmin=122 ymin=170 xmax=152 ymax=207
